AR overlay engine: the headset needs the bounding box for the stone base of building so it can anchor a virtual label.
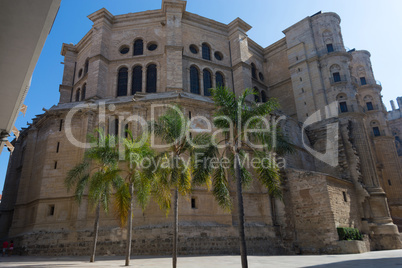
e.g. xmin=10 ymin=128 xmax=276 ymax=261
xmin=8 ymin=223 xmax=290 ymax=256
xmin=6 ymin=222 xmax=401 ymax=256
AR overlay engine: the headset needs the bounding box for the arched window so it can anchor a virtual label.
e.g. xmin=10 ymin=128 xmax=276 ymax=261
xmin=190 ymin=66 xmax=200 ymax=94
xmin=146 ymin=64 xmax=157 ymax=93
xmin=117 ymin=67 xmax=128 ymax=96
xmin=84 ymin=59 xmax=89 ymax=74
xmin=216 ymin=72 xmax=225 ymax=88
xmin=133 ymin=39 xmax=143 ymax=56
xmin=251 ymin=63 xmax=257 ymax=79
xmin=202 ymin=43 xmax=211 ymax=60
xmin=253 ymin=87 xmax=260 ymax=102
xmin=203 ymin=69 xmax=212 ymax=96
xmin=75 ymin=89 xmax=81 ymax=102
xmin=132 ymin=66 xmax=142 ymax=94
xmin=336 ymin=93 xmax=348 ymax=113
xmin=81 ymin=83 xmax=86 ymax=100
xmin=261 ymin=91 xmax=267 ymax=103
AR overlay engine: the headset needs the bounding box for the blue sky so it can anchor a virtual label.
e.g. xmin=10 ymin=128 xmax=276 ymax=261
xmin=1 ymin=0 xmax=401 ymax=193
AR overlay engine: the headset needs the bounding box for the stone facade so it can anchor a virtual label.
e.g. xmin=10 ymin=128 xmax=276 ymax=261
xmin=388 ymin=97 xmax=402 ymax=228
xmin=0 ymin=0 xmax=401 ymax=256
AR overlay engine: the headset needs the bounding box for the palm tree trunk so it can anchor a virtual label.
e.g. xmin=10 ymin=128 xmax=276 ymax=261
xmin=90 ymin=201 xmax=101 ymax=263
xmin=235 ymin=153 xmax=248 ymax=268
xmin=173 ymin=187 xmax=179 ymax=268
xmin=125 ymin=182 xmax=134 ymax=266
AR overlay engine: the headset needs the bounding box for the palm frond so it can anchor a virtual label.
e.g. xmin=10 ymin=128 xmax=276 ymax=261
xmin=65 ymin=161 xmax=89 ymax=191
xmin=211 ymin=163 xmax=232 ymax=211
xmin=114 ymin=182 xmax=131 ymax=227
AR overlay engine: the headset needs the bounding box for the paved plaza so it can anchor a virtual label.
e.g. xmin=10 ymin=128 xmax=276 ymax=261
xmin=0 ymin=249 xmax=401 ymax=267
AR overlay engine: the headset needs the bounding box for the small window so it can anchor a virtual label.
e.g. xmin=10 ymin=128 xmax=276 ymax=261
xmin=54 ymin=161 xmax=58 ymax=169
xmin=216 ymin=72 xmax=225 ymax=88
xmin=366 ymin=102 xmax=373 ymax=111
xmin=360 ymin=77 xmax=367 ymax=85
xmin=147 ymin=43 xmax=158 ymax=51
xmin=342 ymin=191 xmax=347 ymax=202
xmin=373 ymin=127 xmax=381 ymax=137
xmin=327 ymin=44 xmax=334 ymax=53
xmin=191 ymin=198 xmax=197 ymax=209
xmin=388 ymin=180 xmax=392 ymax=186
xmin=146 ymin=64 xmax=157 ymax=93
xmin=119 ymin=46 xmax=130 ymax=54
xmin=214 ymin=51 xmax=223 ymax=61
xmin=188 ymin=111 xmax=192 ymax=119
xmin=48 ymin=205 xmax=55 ymax=216
xmin=189 ymin=44 xmax=198 ymax=54
xmin=301 ymin=88 xmax=304 ymax=93
xmin=259 ymin=72 xmax=264 ymax=81
xmin=251 ymin=63 xmax=257 ymax=79
xmin=296 ymin=56 xmax=299 ymax=61
xmin=339 ymin=102 xmax=348 ymax=113
xmin=59 ymin=120 xmax=63 ymax=131
xmin=333 ymin=72 xmax=341 ymax=82
xmin=299 ymin=77 xmax=302 ymax=82
xmin=56 ymin=142 xmax=60 ymax=153
xmin=202 ymin=43 xmax=211 ymax=60
xmin=203 ymin=69 xmax=212 ymax=96
xmin=190 ymin=66 xmax=200 ymax=94
xmin=117 ymin=67 xmax=128 ymax=96
xmin=78 ymin=68 xmax=83 ymax=78
xmin=133 ymin=39 xmax=144 ymax=56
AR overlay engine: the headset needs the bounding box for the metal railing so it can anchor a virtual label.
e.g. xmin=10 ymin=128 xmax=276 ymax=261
xmin=329 ymin=75 xmax=347 ymax=85
xmin=338 ymin=104 xmax=365 ymax=114
xmin=363 ymin=103 xmax=380 ymax=112
xmin=318 ymin=44 xmax=348 ymax=57
xmin=351 ymin=77 xmax=382 ymax=87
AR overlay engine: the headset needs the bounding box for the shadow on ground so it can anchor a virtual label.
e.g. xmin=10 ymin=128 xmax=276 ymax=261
xmin=306 ymin=257 xmax=402 ymax=268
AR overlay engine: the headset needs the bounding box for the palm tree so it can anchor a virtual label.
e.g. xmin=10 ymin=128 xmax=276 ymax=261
xmin=65 ymin=129 xmax=123 ymax=263
xmin=149 ymin=106 xmax=198 ymax=268
xmin=114 ymin=132 xmax=155 ymax=266
xmin=192 ymin=87 xmax=294 ymax=268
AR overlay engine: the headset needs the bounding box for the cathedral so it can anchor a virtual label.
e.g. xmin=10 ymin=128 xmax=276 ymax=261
xmin=1 ymin=0 xmax=401 ymax=255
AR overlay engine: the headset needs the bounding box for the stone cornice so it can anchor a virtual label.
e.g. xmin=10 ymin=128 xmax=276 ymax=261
xmin=162 ymin=0 xmax=187 ymax=13
xmin=75 ymin=29 xmax=93 ymax=53
xmin=61 ymin=43 xmax=76 ymax=56
xmin=183 ymin=12 xmax=229 ymax=35
xmin=87 ymin=8 xmax=114 ymax=24
xmin=228 ymin=17 xmax=252 ymax=36
xmin=112 ymin=10 xmax=164 ymax=29
xmin=248 ymin=38 xmax=264 ymax=59
xmin=264 ymin=37 xmax=287 ymax=56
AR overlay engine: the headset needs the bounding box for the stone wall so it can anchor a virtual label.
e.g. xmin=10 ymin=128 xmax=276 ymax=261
xmin=11 ymin=224 xmax=287 ymax=256
xmin=283 ymin=169 xmax=360 ymax=254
